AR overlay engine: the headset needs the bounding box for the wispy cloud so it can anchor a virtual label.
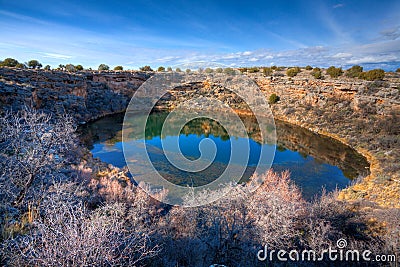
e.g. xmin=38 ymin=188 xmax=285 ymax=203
xmin=380 ymin=27 xmax=400 ymax=40
xmin=333 ymin=4 xmax=345 ymax=9
xmin=40 ymin=52 xmax=73 ymax=60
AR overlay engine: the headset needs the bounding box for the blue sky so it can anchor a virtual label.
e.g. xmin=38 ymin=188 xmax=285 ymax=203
xmin=1 ymin=0 xmax=399 ymax=70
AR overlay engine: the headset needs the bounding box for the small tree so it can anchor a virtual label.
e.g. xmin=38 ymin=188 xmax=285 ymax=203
xmin=1 ymin=58 xmax=20 ymax=67
xmin=65 ymin=64 xmax=76 ymax=72
xmin=157 ymin=66 xmax=165 ymax=72
xmin=346 ymin=65 xmax=363 ymax=78
xmin=140 ymin=65 xmax=153 ymax=71
xmin=305 ymin=65 xmax=313 ymax=70
xmin=75 ymin=64 xmax=84 ymax=71
xmin=185 ymin=68 xmax=191 ymax=73
xmin=166 ymin=67 xmax=172 ymax=72
xmin=269 ymin=93 xmax=280 ymax=104
xmin=396 ymin=68 xmax=400 ymax=72
xmin=44 ymin=65 xmax=51 ymax=71
xmin=98 ymin=64 xmax=110 ymax=71
xmin=326 ymin=66 xmax=343 ymax=78
xmin=27 ymin=60 xmax=42 ymax=69
xmin=114 ymin=65 xmax=123 ymax=71
xmin=197 ymin=67 xmax=204 ymax=73
xmin=175 ymin=67 xmax=182 ymax=72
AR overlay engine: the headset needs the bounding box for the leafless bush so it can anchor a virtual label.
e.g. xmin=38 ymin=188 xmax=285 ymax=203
xmin=158 ymin=170 xmax=305 ymax=266
xmin=1 ymin=182 xmax=160 ymax=267
xmin=0 ymin=108 xmax=77 ymax=206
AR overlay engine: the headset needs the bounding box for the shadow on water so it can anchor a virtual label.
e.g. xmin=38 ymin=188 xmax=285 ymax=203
xmin=78 ymin=112 xmax=369 ymax=200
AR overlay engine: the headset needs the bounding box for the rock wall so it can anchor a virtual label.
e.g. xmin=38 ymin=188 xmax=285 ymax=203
xmin=0 ymin=68 xmax=150 ymax=123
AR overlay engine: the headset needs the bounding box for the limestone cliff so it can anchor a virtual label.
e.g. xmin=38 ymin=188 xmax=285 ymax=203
xmin=0 ymin=68 xmax=150 ymax=123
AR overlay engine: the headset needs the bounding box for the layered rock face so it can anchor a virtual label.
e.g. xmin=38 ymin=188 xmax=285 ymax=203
xmin=0 ymin=68 xmax=150 ymax=123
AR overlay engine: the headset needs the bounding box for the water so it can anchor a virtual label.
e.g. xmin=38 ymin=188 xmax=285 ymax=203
xmin=79 ymin=112 xmax=369 ymax=200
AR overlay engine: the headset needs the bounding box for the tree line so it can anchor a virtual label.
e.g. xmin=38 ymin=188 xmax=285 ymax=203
xmin=1 ymin=57 xmax=398 ymax=81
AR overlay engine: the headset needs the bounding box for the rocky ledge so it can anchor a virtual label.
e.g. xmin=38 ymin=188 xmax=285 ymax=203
xmin=0 ymin=68 xmax=150 ymax=123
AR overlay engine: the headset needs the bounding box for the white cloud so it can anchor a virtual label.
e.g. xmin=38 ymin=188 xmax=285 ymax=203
xmin=333 ymin=4 xmax=344 ymax=9
xmin=332 ymin=52 xmax=352 ymax=58
xmin=41 ymin=52 xmax=73 ymax=60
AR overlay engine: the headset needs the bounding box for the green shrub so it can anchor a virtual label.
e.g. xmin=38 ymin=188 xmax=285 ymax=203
xmin=15 ymin=63 xmax=26 ymax=69
xmin=313 ymin=70 xmax=322 ymax=79
xmin=114 ymin=65 xmax=123 ymax=71
xmin=175 ymin=67 xmax=182 ymax=72
xmin=269 ymin=93 xmax=280 ymax=104
xmin=140 ymin=65 xmax=153 ymax=71
xmin=305 ymin=65 xmax=313 ymax=70
xmin=157 ymin=66 xmax=165 ymax=72
xmin=326 ymin=66 xmax=343 ymax=78
xmin=167 ymin=67 xmax=172 ymax=72
xmin=311 ymin=67 xmax=323 ymax=79
xmin=215 ymin=67 xmax=223 ymax=73
xmin=346 ymin=65 xmax=363 ymax=78
xmin=44 ymin=65 xmax=51 ymax=71
xmin=75 ymin=64 xmax=84 ymax=71
xmin=359 ymin=69 xmax=385 ymax=81
xmin=286 ymin=67 xmax=301 ymax=77
xmin=223 ymin=67 xmax=236 ymax=75
xmin=396 ymin=68 xmax=400 ymax=72
xmin=247 ymin=67 xmax=259 ymax=73
xmin=263 ymin=67 xmax=273 ymax=76
xmin=205 ymin=67 xmax=213 ymax=73
xmin=185 ymin=68 xmax=191 ymax=73
xmin=238 ymin=67 xmax=248 ymax=73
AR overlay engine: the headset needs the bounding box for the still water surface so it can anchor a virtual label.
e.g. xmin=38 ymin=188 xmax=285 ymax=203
xmin=79 ymin=112 xmax=369 ymax=200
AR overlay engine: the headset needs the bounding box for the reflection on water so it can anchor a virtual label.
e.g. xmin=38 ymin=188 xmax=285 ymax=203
xmin=79 ymin=112 xmax=369 ymax=200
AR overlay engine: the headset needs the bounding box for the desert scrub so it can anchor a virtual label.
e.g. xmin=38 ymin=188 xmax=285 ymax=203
xmin=286 ymin=67 xmax=301 ymax=77
xmin=326 ymin=66 xmax=343 ymax=78
xmin=269 ymin=93 xmax=280 ymax=104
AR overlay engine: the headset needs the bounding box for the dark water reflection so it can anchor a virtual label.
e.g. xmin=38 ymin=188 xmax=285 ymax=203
xmin=79 ymin=112 xmax=369 ymax=200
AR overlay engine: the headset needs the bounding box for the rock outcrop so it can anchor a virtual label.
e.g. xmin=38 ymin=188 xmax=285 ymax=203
xmin=0 ymin=68 xmax=150 ymax=123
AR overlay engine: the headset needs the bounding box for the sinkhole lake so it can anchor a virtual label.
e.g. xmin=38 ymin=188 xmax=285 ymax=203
xmin=79 ymin=112 xmax=369 ymax=200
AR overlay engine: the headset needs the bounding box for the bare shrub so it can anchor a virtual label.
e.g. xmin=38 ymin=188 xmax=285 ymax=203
xmin=1 ymin=182 xmax=160 ymax=267
xmin=159 ymin=170 xmax=305 ymax=266
xmin=0 ymin=108 xmax=77 ymax=206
